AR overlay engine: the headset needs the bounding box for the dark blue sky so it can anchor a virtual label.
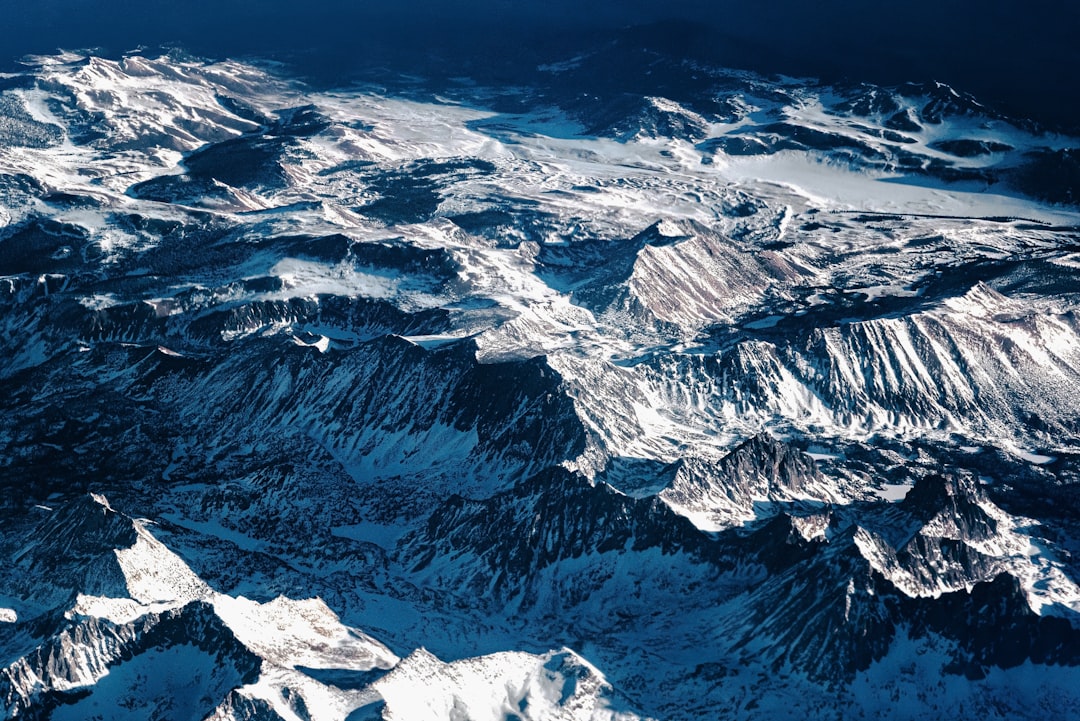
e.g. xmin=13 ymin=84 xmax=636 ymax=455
xmin=2 ymin=1 xmax=1077 ymax=129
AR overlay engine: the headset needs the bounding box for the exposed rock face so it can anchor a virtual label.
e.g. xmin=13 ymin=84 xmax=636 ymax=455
xmin=403 ymin=467 xmax=711 ymax=596
xmin=1 ymin=601 xmax=262 ymax=719
xmin=659 ymin=434 xmax=836 ymax=530
xmin=714 ymin=469 xmax=1080 ymax=685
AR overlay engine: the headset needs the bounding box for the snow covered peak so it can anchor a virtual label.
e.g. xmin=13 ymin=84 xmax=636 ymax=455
xmin=376 ymin=648 xmax=640 ymax=721
xmin=658 ymin=434 xmax=842 ymax=531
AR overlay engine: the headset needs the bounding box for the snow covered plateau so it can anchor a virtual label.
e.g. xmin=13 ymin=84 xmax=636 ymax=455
xmin=1 ymin=38 xmax=1080 ymax=720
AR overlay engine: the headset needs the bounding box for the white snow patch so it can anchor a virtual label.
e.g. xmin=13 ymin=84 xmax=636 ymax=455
xmin=292 ymin=333 xmax=331 ymax=352
xmin=403 ymin=333 xmax=470 ymax=348
xmin=1017 ymin=450 xmax=1056 ymax=465
xmin=875 ymin=483 xmax=912 ymax=502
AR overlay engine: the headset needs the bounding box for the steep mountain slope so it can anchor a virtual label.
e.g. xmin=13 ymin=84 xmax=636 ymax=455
xmin=1 ymin=495 xmax=633 ymax=721
xmin=657 ymin=433 xmax=844 ymax=530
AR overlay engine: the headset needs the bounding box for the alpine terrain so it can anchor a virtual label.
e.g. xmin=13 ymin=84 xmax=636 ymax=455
xmin=1 ymin=29 xmax=1080 ymax=721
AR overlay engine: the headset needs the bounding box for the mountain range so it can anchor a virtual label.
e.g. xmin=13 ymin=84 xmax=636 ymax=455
xmin=1 ymin=34 xmax=1079 ymax=720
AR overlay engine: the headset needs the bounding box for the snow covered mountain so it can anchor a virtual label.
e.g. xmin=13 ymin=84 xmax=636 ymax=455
xmin=1 ymin=39 xmax=1079 ymax=720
